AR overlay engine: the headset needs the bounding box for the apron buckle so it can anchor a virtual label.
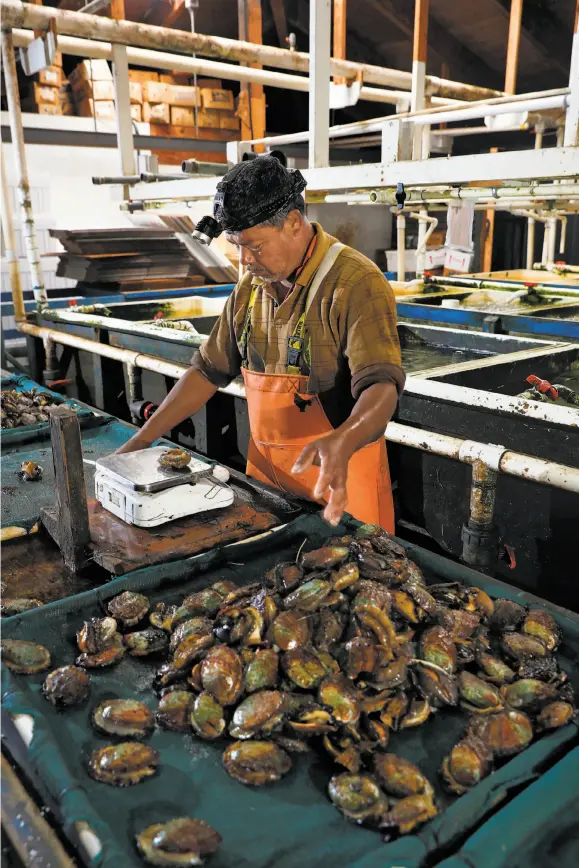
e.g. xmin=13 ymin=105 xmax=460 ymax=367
xmin=287 ymin=335 xmax=304 ymax=369
xmin=293 ymin=393 xmax=312 ymax=412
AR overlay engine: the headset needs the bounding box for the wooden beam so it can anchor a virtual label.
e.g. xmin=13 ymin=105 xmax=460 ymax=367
xmin=238 ymin=0 xmax=266 ymax=151
xmin=413 ymin=0 xmax=429 ymax=65
xmin=269 ymin=0 xmax=288 ymax=48
xmin=333 ymin=0 xmax=347 ymax=85
xmin=41 ymin=406 xmax=90 ymax=572
xmin=110 ymin=0 xmax=124 ymax=19
xmin=504 ymin=0 xmax=523 ymax=94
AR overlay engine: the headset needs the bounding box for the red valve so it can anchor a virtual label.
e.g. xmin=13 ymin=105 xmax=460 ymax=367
xmin=555 ymin=260 xmax=566 ymax=265
xmin=142 ymin=402 xmax=157 ymax=420
xmin=68 ymin=299 xmax=78 ymax=306
xmin=526 ymin=375 xmax=559 ymax=400
xmin=523 ymin=282 xmax=537 ymax=288
xmin=154 ymin=311 xmax=164 ymax=320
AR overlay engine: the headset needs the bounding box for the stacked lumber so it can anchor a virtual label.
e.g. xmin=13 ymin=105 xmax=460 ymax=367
xmin=50 ymin=228 xmax=208 ymax=292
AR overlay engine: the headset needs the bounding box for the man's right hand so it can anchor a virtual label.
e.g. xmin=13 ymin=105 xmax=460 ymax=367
xmin=115 ymin=437 xmax=152 ymax=455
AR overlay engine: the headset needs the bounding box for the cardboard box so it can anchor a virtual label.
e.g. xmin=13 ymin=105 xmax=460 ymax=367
xmin=32 ymin=82 xmax=59 ymax=105
xmin=37 ymin=66 xmax=63 ymax=87
xmin=77 ymin=98 xmax=116 ymax=120
xmin=36 ymin=103 xmax=62 ymax=116
xmin=196 ymin=107 xmax=221 ymax=128
xmin=131 ymin=103 xmax=142 ymax=123
xmin=200 ymin=88 xmax=234 ymax=110
xmin=197 ymin=78 xmax=223 ymax=89
xmin=143 ymin=102 xmax=170 ymax=124
xmin=160 ymin=72 xmax=191 ymax=86
xmin=166 ymin=84 xmax=200 ymax=107
xmin=142 ymin=81 xmax=169 ymax=103
xmin=72 ymin=79 xmax=115 ymax=102
xmin=70 ymin=59 xmax=112 ymax=83
xmin=129 ymin=69 xmax=159 ymax=84
xmin=220 ymin=111 xmax=240 ymax=131
xmin=129 ymin=81 xmax=143 ymax=104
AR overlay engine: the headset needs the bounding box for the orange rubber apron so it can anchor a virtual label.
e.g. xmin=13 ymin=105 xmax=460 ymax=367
xmin=241 ymin=242 xmax=394 ymax=531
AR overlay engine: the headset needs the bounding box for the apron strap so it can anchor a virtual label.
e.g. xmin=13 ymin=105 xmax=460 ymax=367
xmin=286 ymin=242 xmax=345 ymax=375
xmin=239 ymin=285 xmax=258 ymax=366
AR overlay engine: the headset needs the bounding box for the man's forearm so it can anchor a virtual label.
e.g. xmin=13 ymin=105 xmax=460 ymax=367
xmin=336 ymin=382 xmax=398 ymax=454
xmin=126 ymin=368 xmax=218 ymax=447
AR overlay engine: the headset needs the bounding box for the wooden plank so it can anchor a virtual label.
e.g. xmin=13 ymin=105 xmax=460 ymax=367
xmin=333 ymin=0 xmax=347 ymax=85
xmin=151 ymin=149 xmax=227 ymax=167
xmin=41 ymin=405 xmax=91 ymax=572
xmin=413 ymin=0 xmax=430 ymax=65
xmin=504 ymin=0 xmax=523 ymax=94
xmin=87 ymin=499 xmax=279 ymax=575
xmin=148 ymin=123 xmax=236 ymax=141
xmin=238 ymin=0 xmax=265 ymax=151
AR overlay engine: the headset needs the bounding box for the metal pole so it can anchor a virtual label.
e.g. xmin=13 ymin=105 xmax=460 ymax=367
xmin=525 ymin=126 xmax=543 ymax=269
xmin=0 ymin=143 xmax=25 ymax=322
xmin=397 ymin=214 xmax=406 ymax=281
xmin=0 ymin=28 xmax=47 ymax=309
xmin=309 ymin=0 xmax=331 ymax=169
xmin=1 ymin=0 xmax=503 ymax=101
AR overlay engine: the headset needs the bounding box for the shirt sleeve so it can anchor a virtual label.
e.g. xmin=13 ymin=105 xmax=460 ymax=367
xmin=341 ymin=267 xmax=406 ymax=398
xmin=191 ymin=290 xmax=242 ymax=387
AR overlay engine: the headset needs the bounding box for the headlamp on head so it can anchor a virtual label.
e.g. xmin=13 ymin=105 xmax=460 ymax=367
xmin=191 ymin=154 xmax=306 ymax=247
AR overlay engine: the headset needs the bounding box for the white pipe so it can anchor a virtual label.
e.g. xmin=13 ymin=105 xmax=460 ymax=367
xmin=409 ymin=94 xmax=567 ymax=127
xmin=396 ymin=214 xmax=406 ymax=281
xmin=0 ymin=29 xmax=47 ymax=308
xmin=2 ymin=0 xmax=502 ymax=101
xmin=385 ymin=422 xmax=579 ymax=493
xmin=559 ymin=215 xmax=567 ymax=255
xmin=17 ymin=320 xmax=579 ymax=495
xmin=9 ymin=28 xmax=447 ymax=109
xmin=547 ymin=214 xmax=558 ymax=264
xmin=0 ymin=143 xmax=25 ymax=322
xmin=407 ymin=210 xmax=439 ymax=277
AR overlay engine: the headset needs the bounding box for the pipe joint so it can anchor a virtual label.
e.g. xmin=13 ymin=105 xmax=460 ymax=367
xmin=458 ymin=440 xmax=507 ymax=472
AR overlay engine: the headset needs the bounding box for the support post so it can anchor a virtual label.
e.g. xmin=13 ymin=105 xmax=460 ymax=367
xmin=525 ymin=125 xmax=543 ymax=269
xmin=238 ymin=0 xmax=266 ymax=152
xmin=504 ymin=0 xmax=523 ymax=95
xmin=461 ymin=459 xmax=499 ymax=574
xmin=0 ymin=143 xmax=25 ymax=322
xmin=110 ymin=0 xmax=135 ymax=198
xmin=333 ymin=0 xmax=347 ymax=84
xmin=396 ymin=214 xmax=406 ymax=281
xmin=411 ymin=0 xmax=429 ymax=159
xmin=309 ymin=0 xmax=332 ymax=169
xmin=0 ymin=29 xmax=47 ymax=309
xmin=563 ymin=4 xmax=579 ymax=149
xmin=480 ymin=146 xmax=498 ymax=272
xmin=41 ymin=406 xmax=91 ymax=572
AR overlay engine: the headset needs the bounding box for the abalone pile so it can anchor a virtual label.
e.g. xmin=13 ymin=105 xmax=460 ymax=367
xmin=0 ymin=389 xmax=61 ymax=428
xmin=2 ymin=523 xmax=575 ymax=859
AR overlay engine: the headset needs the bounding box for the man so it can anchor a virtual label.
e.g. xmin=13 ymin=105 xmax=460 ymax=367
xmin=117 ymin=155 xmax=404 ymax=530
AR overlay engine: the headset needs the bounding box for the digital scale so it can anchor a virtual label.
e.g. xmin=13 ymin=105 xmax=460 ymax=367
xmin=94 ymin=447 xmax=234 ymax=528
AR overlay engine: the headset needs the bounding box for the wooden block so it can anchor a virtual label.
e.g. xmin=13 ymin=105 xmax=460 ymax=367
xmin=42 ymin=406 xmax=91 ymax=573
xmin=129 ymin=80 xmax=143 ymax=104
xmin=131 ymin=103 xmax=142 ymax=122
xmin=148 ymin=124 xmax=236 ymax=141
xmin=129 ymin=69 xmax=159 ymax=84
xmin=200 ymin=88 xmax=235 ymax=110
xmin=166 ymin=84 xmax=200 ymax=107
xmin=35 ymin=103 xmax=62 ymax=116
xmin=87 ymin=499 xmax=279 ymax=575
xmin=70 ymin=59 xmax=112 ymax=83
xmin=142 ymin=80 xmax=170 ymax=103
xmin=197 ymin=78 xmax=223 ymax=89
xmin=72 ymin=79 xmax=115 ymax=101
xmin=170 ymin=106 xmax=195 ymax=126
xmin=53 ymin=52 xmax=63 ymax=68
xmin=32 ymin=82 xmax=59 ymax=104
xmin=77 ymin=98 xmax=116 ymax=119
xmin=196 ymin=107 xmax=221 ymax=128
xmin=160 ymin=72 xmax=192 ymax=85
xmin=143 ymin=102 xmax=170 ymax=124
xmin=37 ymin=67 xmax=63 ymax=87
xmin=220 ymin=111 xmax=240 ymax=131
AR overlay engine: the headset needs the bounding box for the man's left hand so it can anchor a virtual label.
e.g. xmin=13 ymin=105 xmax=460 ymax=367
xmin=291 ymin=431 xmax=353 ymax=527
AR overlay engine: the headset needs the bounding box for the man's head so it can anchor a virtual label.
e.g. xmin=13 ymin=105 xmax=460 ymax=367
xmin=213 ymin=155 xmax=311 ymax=283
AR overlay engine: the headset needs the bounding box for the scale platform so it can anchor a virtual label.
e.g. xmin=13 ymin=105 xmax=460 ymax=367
xmin=94 ymin=447 xmax=234 ymax=528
